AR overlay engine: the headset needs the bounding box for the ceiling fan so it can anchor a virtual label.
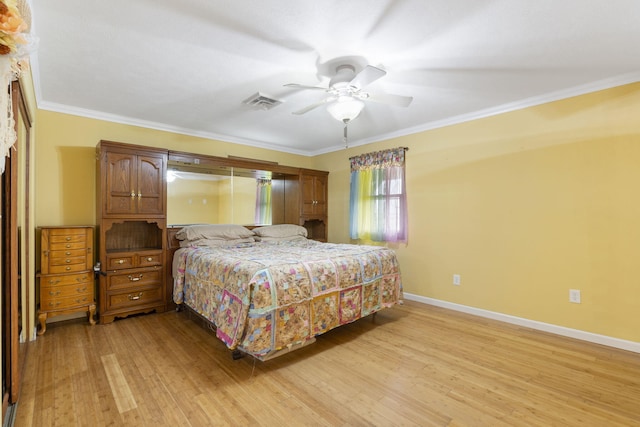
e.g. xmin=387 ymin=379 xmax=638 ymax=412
xmin=285 ymin=64 xmax=413 ymax=146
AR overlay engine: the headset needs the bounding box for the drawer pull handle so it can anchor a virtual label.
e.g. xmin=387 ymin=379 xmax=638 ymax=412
xmin=48 ymin=290 xmax=61 ymax=296
xmin=131 ymin=191 xmax=136 ymax=198
xmin=146 ymin=257 xmax=153 ymax=262
xmin=48 ymin=302 xmax=61 ymax=307
xmin=65 ymin=267 xmax=71 ymax=271
xmin=65 ymin=244 xmax=71 ymax=248
xmin=48 ymin=279 xmax=60 ymax=285
xmin=65 ymin=237 xmax=71 ymax=241
xmin=66 ymin=259 xmax=71 ymax=263
xmin=76 ymin=298 xmax=87 ymax=303
xmin=75 ymin=277 xmax=87 ymax=283
xmin=128 ymin=292 xmax=143 ymax=301
xmin=138 ymin=192 xmax=142 ymax=199
xmin=65 ymin=251 xmax=71 ymax=255
xmin=128 ymin=274 xmax=143 ymax=282
xmin=76 ymin=287 xmax=87 ymax=293
xmin=117 ymin=259 xmax=125 ymax=264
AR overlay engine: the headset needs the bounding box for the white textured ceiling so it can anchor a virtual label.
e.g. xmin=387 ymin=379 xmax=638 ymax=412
xmin=30 ymin=0 xmax=640 ymax=155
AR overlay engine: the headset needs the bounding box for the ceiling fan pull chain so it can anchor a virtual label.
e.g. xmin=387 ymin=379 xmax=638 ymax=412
xmin=343 ymin=122 xmax=349 ymax=148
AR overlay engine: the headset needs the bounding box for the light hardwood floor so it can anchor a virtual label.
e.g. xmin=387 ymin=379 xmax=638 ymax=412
xmin=14 ymin=300 xmax=640 ymax=426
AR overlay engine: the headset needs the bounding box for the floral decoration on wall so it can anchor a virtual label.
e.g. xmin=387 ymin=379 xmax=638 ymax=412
xmin=0 ymin=0 xmax=27 ymax=55
xmin=0 ymin=0 xmax=30 ymax=173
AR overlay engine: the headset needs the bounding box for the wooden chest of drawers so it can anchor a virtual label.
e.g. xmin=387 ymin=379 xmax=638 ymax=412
xmin=37 ymin=226 xmax=96 ymax=335
xmin=100 ymin=247 xmax=165 ymax=324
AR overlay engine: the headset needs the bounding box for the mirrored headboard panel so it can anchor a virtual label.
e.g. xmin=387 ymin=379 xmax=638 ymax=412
xmin=166 ymin=151 xmax=300 ymax=227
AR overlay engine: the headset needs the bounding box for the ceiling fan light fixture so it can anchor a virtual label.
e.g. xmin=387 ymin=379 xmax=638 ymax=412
xmin=326 ymin=96 xmax=364 ymax=123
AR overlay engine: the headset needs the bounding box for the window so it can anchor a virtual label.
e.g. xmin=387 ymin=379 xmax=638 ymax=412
xmin=254 ymin=178 xmax=272 ymax=225
xmin=349 ymin=147 xmax=408 ymax=243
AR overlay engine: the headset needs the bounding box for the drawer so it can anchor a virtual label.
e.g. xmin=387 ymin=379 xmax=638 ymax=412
xmin=106 ymin=254 xmax=135 ymax=270
xmin=47 ymin=228 xmax=89 ymax=238
xmin=106 ymin=250 xmax=162 ymax=270
xmin=138 ymin=251 xmax=162 ymax=267
xmin=106 ymin=285 xmax=164 ymax=310
xmin=49 ymin=248 xmax=87 ymax=259
xmin=40 ymin=293 xmax=94 ymax=311
xmin=107 ymin=268 xmax=162 ymax=291
xmin=49 ymin=240 xmax=87 ymax=251
xmin=41 ymin=272 xmax=92 ymax=289
xmin=48 ymin=253 xmax=88 ymax=267
xmin=41 ymin=282 xmax=92 ymax=301
xmin=47 ymin=260 xmax=90 ymax=274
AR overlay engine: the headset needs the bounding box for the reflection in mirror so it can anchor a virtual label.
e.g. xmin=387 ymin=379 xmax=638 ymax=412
xmin=166 ymin=166 xmax=274 ymax=226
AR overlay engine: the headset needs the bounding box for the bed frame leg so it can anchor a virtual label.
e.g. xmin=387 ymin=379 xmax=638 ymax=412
xmin=231 ymin=350 xmax=245 ymax=360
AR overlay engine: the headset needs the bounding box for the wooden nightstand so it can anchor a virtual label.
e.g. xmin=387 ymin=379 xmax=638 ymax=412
xmin=37 ymin=226 xmax=96 ymax=335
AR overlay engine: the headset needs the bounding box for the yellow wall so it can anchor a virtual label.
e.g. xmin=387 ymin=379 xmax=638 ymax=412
xmin=315 ymin=82 xmax=640 ymax=343
xmin=34 ymin=83 xmax=640 ymax=344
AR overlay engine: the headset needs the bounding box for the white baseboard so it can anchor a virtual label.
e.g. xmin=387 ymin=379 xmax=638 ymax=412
xmin=403 ymin=293 xmax=640 ymax=354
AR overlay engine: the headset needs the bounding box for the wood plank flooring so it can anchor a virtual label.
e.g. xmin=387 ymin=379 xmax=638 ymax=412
xmin=13 ymin=301 xmax=640 ymax=426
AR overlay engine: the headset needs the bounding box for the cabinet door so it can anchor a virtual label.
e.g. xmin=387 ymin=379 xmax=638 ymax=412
xmin=312 ymin=175 xmax=327 ymax=215
xmin=301 ymin=175 xmax=327 ymax=216
xmin=104 ymin=151 xmax=166 ymax=216
xmin=105 ymin=151 xmax=136 ymax=215
xmin=136 ymin=154 xmax=165 ymax=215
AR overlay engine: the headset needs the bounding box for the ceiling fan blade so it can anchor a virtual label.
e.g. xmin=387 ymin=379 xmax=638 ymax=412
xmin=349 ymin=65 xmax=387 ymax=89
xmin=292 ymin=98 xmax=333 ymax=115
xmin=284 ymin=83 xmax=327 ymax=91
xmin=366 ymin=92 xmax=413 ymax=107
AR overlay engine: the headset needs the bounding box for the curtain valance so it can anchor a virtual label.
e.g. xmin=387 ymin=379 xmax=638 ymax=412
xmin=349 ymin=147 xmax=407 ymax=172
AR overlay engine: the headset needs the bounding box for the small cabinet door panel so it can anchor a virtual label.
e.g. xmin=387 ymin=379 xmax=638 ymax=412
xmin=136 ymin=155 xmax=164 ymax=215
xmin=105 ymin=152 xmax=136 ymax=215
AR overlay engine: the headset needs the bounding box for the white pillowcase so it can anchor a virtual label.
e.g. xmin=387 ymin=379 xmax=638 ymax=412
xmin=175 ymin=224 xmax=255 ymax=241
xmin=252 ymin=224 xmax=308 ymax=238
xmin=179 ymin=237 xmax=255 ymax=247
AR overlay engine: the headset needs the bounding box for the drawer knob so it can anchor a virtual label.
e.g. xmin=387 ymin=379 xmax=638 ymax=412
xmin=128 ymin=292 xmax=143 ymax=301
xmin=65 ymin=244 xmax=71 ymax=248
xmin=66 ymin=259 xmax=71 ymax=263
xmin=65 ymin=237 xmax=71 ymax=241
xmin=65 ymin=251 xmax=71 ymax=256
xmin=65 ymin=267 xmax=71 ymax=271
xmin=117 ymin=259 xmax=125 ymax=264
xmin=127 ymin=274 xmax=143 ymax=282
xmin=146 ymin=257 xmax=153 ymax=262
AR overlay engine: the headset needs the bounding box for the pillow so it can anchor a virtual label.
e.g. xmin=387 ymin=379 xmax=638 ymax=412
xmin=255 ymin=235 xmax=307 ymax=242
xmin=252 ymin=224 xmax=308 ymax=238
xmin=175 ymin=224 xmax=254 ymax=241
xmin=179 ymin=237 xmax=255 ymax=247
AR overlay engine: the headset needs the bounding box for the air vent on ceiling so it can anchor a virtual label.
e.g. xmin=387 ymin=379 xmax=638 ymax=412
xmin=242 ymin=92 xmax=283 ymax=110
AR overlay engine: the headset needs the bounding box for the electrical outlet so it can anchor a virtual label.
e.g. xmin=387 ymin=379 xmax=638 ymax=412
xmin=453 ymin=274 xmax=461 ymax=286
xmin=569 ymin=289 xmax=581 ymax=304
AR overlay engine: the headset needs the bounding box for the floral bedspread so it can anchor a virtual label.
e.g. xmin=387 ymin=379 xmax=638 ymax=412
xmin=173 ymin=239 xmax=403 ymax=359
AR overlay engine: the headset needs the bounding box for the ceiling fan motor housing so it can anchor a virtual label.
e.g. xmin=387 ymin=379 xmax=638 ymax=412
xmin=330 ymin=64 xmax=357 ymax=89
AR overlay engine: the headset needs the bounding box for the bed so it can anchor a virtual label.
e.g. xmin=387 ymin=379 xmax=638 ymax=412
xmin=171 ymin=224 xmax=403 ymax=360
